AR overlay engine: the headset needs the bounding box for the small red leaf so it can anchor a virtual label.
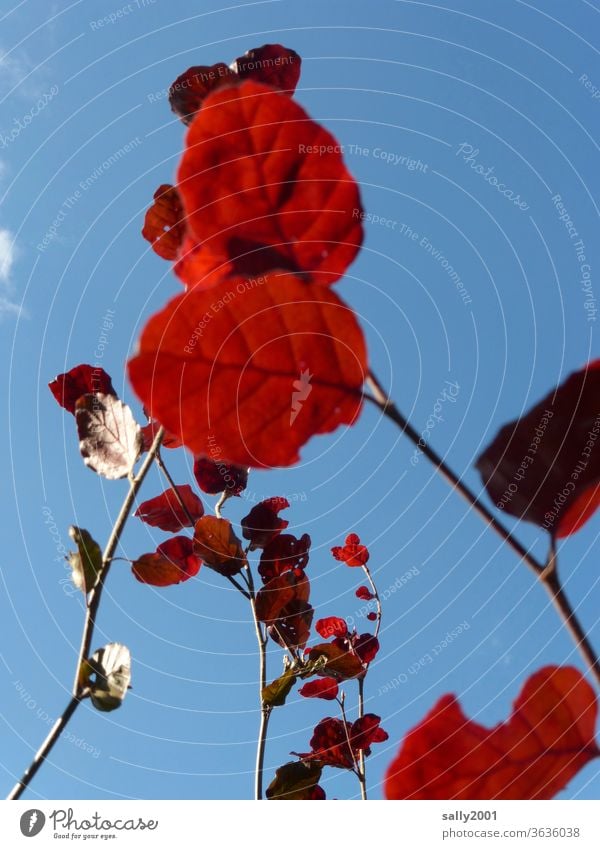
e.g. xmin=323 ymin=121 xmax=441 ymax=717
xmin=353 ymin=633 xmax=380 ymax=665
xmin=142 ymin=184 xmax=186 ymax=261
xmin=127 ymin=272 xmax=367 ymax=468
xmin=233 ymin=44 xmax=301 ymax=94
xmin=258 ymin=533 xmax=311 ymax=582
xmin=135 ymin=485 xmax=204 ymax=532
xmin=298 ymin=677 xmax=339 ymax=701
xmin=193 ymin=456 xmax=248 ymax=495
xmin=315 ymin=617 xmax=348 ymax=639
xmin=356 ymin=585 xmax=375 ymax=601
xmin=298 ymin=714 xmax=387 ymax=769
xmin=176 ymin=81 xmax=363 ymax=286
xmin=307 ymin=642 xmax=364 ymax=681
xmin=49 ymin=364 xmax=116 ymax=414
xmin=169 ymin=63 xmax=236 ymax=124
xmin=242 ymin=497 xmax=289 ymax=550
xmin=384 ymin=666 xmax=600 ymax=800
xmin=132 ymin=536 xmax=201 ymax=586
xmin=331 ymin=533 xmax=370 ymax=567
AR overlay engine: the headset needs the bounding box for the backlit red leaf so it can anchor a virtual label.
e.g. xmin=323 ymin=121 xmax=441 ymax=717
xmin=135 ymin=485 xmax=204 ymax=532
xmin=315 ymin=617 xmax=348 ymax=639
xmin=192 ymin=515 xmax=247 ymax=577
xmin=298 ymin=677 xmax=339 ymax=701
xmin=142 ymin=184 xmax=186 ymax=261
xmin=298 ymin=713 xmax=387 ymax=769
xmin=356 ymin=585 xmax=375 ymax=601
xmin=128 ymin=271 xmax=367 ymax=468
xmin=307 ymin=642 xmax=364 ymax=681
xmin=242 ymin=497 xmax=289 ymax=550
xmin=175 ymin=81 xmax=363 ymax=286
xmin=476 ymin=360 xmax=600 ymax=537
xmin=384 ymin=666 xmax=599 ymax=800
xmin=49 ymin=364 xmax=116 ymax=414
xmin=132 ymin=536 xmax=201 ymax=586
xmin=331 ymin=532 xmax=370 ymax=566
xmin=193 ymin=456 xmax=248 ymax=495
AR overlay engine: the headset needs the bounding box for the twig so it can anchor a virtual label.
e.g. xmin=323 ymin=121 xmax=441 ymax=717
xmin=355 ymin=562 xmax=381 ymax=799
xmin=245 ymin=564 xmax=271 ymax=800
xmin=366 ymin=371 xmax=600 ymax=688
xmin=7 ymin=428 xmax=165 ymax=800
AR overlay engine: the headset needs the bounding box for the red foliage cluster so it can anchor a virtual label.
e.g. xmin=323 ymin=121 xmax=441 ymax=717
xmin=332 ymin=532 xmax=370 ymax=567
xmin=297 ymin=714 xmax=388 ymax=770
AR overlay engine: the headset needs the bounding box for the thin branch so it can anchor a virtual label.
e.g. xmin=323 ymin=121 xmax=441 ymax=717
xmin=7 ymin=428 xmax=165 ymax=801
xmin=366 ymin=371 xmax=600 ymax=688
xmin=245 ymin=564 xmax=271 ymax=800
xmin=357 ymin=679 xmax=367 ymax=800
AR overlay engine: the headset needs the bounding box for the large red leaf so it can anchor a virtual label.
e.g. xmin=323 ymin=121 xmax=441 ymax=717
xmin=476 ymin=360 xmax=600 ymax=537
xmin=241 ymin=497 xmax=289 ymax=550
xmin=135 ymin=485 xmax=204 ymax=532
xmin=127 ymin=271 xmax=367 ymax=468
xmin=176 ymin=81 xmax=363 ymax=286
xmin=384 ymin=666 xmax=599 ymax=800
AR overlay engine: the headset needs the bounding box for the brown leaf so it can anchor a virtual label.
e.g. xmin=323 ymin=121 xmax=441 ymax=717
xmin=192 ymin=515 xmax=247 ymax=576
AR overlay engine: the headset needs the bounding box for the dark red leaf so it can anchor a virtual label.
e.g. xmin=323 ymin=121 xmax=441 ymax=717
xmin=193 ymin=456 xmax=248 ymax=495
xmin=142 ymin=184 xmax=186 ymax=261
xmin=298 ymin=677 xmax=339 ymax=700
xmin=351 ymin=714 xmax=388 ymax=753
xmin=49 ymin=364 xmax=116 ymax=414
xmin=127 ymin=272 xmax=367 ymax=468
xmin=175 ymin=81 xmax=363 ymax=286
xmin=266 ymin=760 xmax=323 ymax=800
xmin=356 ymin=585 xmax=375 ymax=601
xmin=353 ymin=633 xmax=380 ymax=665
xmin=307 ymin=642 xmax=364 ymax=681
xmin=169 ymin=63 xmax=236 ymax=124
xmin=258 ymin=533 xmax=311 ymax=582
xmin=242 ymin=497 xmax=289 ymax=550
xmin=135 ymin=485 xmax=204 ymax=532
xmin=367 ymin=612 xmax=378 ymax=622
xmin=298 ymin=714 xmax=388 ymax=770
xmin=271 ymin=598 xmax=314 ymax=651
xmin=192 ymin=516 xmax=247 ymax=577
xmin=385 ymin=666 xmax=599 ymax=800
xmin=233 ymin=44 xmax=301 ymax=94
xmin=315 ymin=617 xmax=348 ymax=639
xmin=331 ymin=532 xmax=370 ymax=567
xmin=476 ymin=360 xmax=600 ymax=537
xmin=132 ymin=536 xmax=201 ymax=586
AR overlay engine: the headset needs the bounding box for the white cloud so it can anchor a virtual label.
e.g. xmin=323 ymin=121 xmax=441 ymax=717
xmin=0 ymin=228 xmax=22 ymax=318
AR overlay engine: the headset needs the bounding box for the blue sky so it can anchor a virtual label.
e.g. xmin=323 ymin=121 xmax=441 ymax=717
xmin=1 ymin=0 xmax=600 ymax=800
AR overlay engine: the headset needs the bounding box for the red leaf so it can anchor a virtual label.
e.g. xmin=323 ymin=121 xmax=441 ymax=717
xmin=169 ymin=63 xmax=236 ymax=124
xmin=175 ymin=81 xmax=363 ymax=286
xmin=140 ymin=421 xmax=182 ymax=451
xmin=135 ymin=485 xmax=204 ymax=532
xmin=298 ymin=714 xmax=387 ymax=769
xmin=331 ymin=532 xmax=370 ymax=566
xmin=353 ymin=633 xmax=379 ymax=665
xmin=168 ymin=45 xmax=300 ymax=125
xmin=476 ymin=360 xmax=600 ymax=536
xmin=384 ymin=666 xmax=600 ymax=800
xmin=356 ymin=585 xmax=375 ymax=601
xmin=315 ymin=617 xmax=348 ymax=639
xmin=242 ymin=497 xmax=289 ymax=550
xmin=132 ymin=536 xmax=201 ymax=586
xmin=233 ymin=44 xmax=301 ymax=94
xmin=142 ymin=184 xmax=187 ymax=261
xmin=298 ymin=677 xmax=339 ymax=700
xmin=128 ymin=272 xmax=366 ymax=468
xmin=192 ymin=516 xmax=247 ymax=577
xmin=255 ymin=571 xmax=308 ymax=624
xmin=193 ymin=456 xmax=248 ymax=495
xmin=49 ymin=364 xmax=116 ymax=414
xmin=271 ymin=598 xmax=314 ymax=651
xmin=258 ymin=533 xmax=311 ymax=582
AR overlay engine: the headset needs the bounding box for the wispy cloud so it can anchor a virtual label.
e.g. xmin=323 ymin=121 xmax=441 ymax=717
xmin=0 ymin=228 xmax=22 ymax=318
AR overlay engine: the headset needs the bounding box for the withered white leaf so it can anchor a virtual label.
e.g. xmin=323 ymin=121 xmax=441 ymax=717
xmin=75 ymin=393 xmax=142 ymax=479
